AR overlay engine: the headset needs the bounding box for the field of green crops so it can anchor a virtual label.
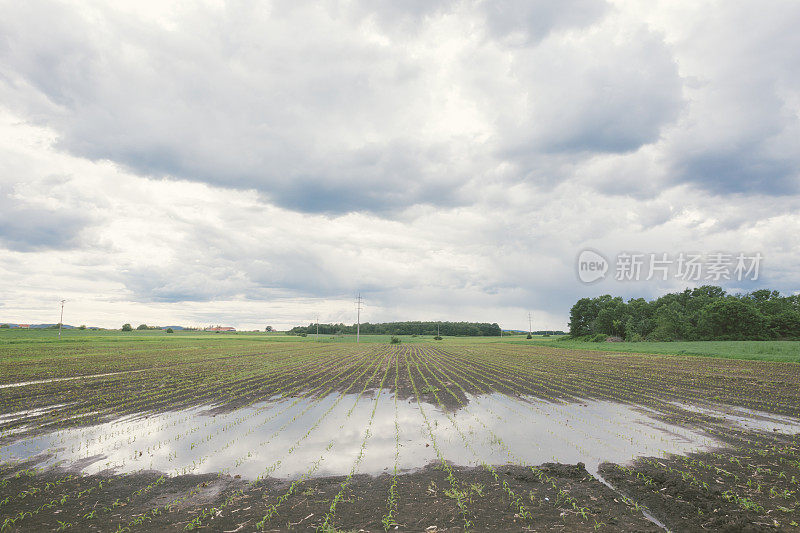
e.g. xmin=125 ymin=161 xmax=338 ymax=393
xmin=1 ymin=333 xmax=800 ymax=531
xmin=531 ymin=338 xmax=800 ymax=363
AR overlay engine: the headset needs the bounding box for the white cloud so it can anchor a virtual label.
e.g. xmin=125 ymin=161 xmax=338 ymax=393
xmin=1 ymin=1 xmax=798 ymax=330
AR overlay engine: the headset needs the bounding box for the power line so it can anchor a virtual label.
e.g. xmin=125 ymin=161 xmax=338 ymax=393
xmin=59 ymin=300 xmax=66 ymax=339
xmin=355 ymin=293 xmax=363 ymax=343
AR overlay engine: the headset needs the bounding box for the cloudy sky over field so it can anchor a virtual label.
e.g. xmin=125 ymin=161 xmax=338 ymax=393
xmin=1 ymin=0 xmax=799 ymax=330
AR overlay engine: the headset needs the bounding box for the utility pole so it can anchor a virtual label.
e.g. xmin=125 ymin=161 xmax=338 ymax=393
xmin=315 ymin=314 xmax=319 ymax=338
xmin=355 ymin=293 xmax=363 ymax=343
xmin=58 ymin=300 xmax=66 ymax=338
xmin=528 ymin=311 xmax=532 ymax=336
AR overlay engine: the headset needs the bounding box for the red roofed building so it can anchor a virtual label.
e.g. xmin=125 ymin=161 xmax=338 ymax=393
xmin=204 ymin=326 xmax=236 ymax=332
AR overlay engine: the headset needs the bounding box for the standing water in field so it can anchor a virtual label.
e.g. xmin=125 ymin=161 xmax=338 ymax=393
xmin=2 ymin=391 xmax=798 ymax=480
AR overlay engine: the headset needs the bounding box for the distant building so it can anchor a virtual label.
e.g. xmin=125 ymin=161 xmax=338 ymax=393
xmin=204 ymin=326 xmax=236 ymax=332
xmin=17 ymin=324 xmax=30 ymax=329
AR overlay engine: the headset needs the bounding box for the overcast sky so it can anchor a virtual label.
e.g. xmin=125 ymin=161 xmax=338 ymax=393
xmin=1 ymin=0 xmax=798 ymax=331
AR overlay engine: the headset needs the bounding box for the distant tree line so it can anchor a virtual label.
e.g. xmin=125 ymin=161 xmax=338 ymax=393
xmin=289 ymin=321 xmax=501 ymax=337
xmin=506 ymin=330 xmax=567 ymax=336
xmin=568 ymin=286 xmax=800 ymax=341
xmin=120 ymin=324 xmax=162 ymax=331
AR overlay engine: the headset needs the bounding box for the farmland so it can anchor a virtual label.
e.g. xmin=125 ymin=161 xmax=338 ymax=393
xmin=530 ymin=339 xmax=800 ymax=363
xmin=2 ymin=334 xmax=800 ymax=531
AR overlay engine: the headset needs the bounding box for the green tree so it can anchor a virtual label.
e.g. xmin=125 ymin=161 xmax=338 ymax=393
xmin=288 ymin=320 xmax=501 ymax=336
xmin=745 ymin=289 xmax=789 ymax=316
xmin=121 ymin=323 xmax=132 ymax=331
xmin=697 ymin=298 xmax=767 ymax=340
xmin=594 ymin=297 xmax=627 ymax=337
xmin=568 ymin=298 xmax=599 ymax=336
xmin=648 ymin=302 xmax=691 ymax=341
xmin=767 ymin=310 xmax=800 ymax=339
xmin=569 ymin=286 xmax=794 ymax=342
xmin=623 ymin=298 xmax=654 ymax=339
xmin=136 ymin=324 xmax=148 ymax=330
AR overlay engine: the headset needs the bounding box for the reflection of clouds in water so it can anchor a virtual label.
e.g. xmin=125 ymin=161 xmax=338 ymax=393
xmin=3 ymin=392 xmax=799 ymax=480
xmin=460 ymin=394 xmax=716 ymax=476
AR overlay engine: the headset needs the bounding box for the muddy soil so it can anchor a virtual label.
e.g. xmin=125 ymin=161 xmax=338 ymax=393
xmin=598 ymin=430 xmax=800 ymax=532
xmin=0 ymin=462 xmax=663 ymax=532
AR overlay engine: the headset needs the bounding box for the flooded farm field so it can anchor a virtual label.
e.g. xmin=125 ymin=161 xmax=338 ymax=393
xmin=2 ymin=341 xmax=800 ymax=531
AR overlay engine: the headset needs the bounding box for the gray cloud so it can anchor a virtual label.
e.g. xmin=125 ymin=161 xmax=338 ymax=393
xmin=499 ymin=25 xmax=683 ymax=161
xmin=1 ymin=1 xmax=470 ymax=214
xmin=121 ymin=266 xmax=254 ymax=303
xmin=347 ymin=0 xmax=460 ymax=33
xmin=676 ymin=146 xmax=798 ymax=195
xmin=480 ymin=0 xmax=608 ymax=45
xmin=0 ymin=0 xmax=685 ymax=215
xmin=0 ymin=186 xmax=88 ymax=252
xmin=661 ymin=1 xmax=800 ymax=195
xmin=1 ymin=1 xmax=800 ymax=330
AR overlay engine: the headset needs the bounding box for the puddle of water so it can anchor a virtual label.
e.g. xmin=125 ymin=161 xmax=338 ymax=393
xmin=0 ymin=370 xmax=146 ymax=390
xmin=413 ymin=393 xmax=717 ymax=477
xmin=669 ymin=401 xmax=800 ymax=434
xmin=2 ymin=393 xmax=798 ymax=480
xmin=0 ymin=404 xmax=71 ymax=425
